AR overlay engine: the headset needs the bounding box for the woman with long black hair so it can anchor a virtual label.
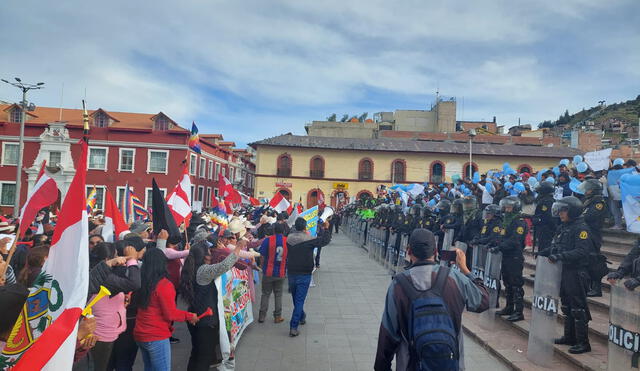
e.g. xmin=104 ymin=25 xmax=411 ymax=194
xmin=133 ymin=248 xmax=198 ymax=371
xmin=180 ymin=238 xmax=241 ymax=371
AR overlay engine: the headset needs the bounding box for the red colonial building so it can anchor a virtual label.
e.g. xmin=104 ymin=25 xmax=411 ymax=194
xmin=0 ymin=104 xmax=255 ymax=215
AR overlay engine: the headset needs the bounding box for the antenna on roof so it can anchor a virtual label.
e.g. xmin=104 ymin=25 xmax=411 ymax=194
xmin=58 ymin=83 xmax=64 ymax=121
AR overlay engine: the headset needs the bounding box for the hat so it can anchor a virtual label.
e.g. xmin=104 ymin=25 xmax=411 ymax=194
xmin=408 ymin=228 xmax=436 ymax=260
xmin=243 ymin=220 xmax=255 ymax=229
xmin=123 ymin=234 xmax=146 ymax=251
xmin=221 ymin=229 xmax=235 ymax=239
xmin=0 ymin=221 xmax=15 ymax=233
xmin=228 ymin=219 xmax=246 ymax=239
xmin=130 ymin=221 xmax=150 ymax=234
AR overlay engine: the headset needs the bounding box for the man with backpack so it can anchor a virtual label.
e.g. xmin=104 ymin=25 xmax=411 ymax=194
xmin=374 ymin=228 xmax=489 ymax=371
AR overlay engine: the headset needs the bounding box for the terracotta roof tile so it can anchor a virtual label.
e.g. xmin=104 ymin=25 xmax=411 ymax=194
xmin=251 ymin=134 xmax=582 ymax=158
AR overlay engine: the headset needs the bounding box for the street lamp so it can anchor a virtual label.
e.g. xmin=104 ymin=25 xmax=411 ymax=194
xmin=468 ymin=128 xmax=477 ymax=180
xmin=1 ymin=78 xmax=44 ymax=217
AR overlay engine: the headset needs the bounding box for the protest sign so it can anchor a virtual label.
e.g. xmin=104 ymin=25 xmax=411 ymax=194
xmin=300 ymin=205 xmax=319 ymax=237
xmin=217 ymin=266 xmax=254 ymax=351
xmin=620 ymin=173 xmax=640 ymax=233
xmin=584 ymin=148 xmax=612 ymax=171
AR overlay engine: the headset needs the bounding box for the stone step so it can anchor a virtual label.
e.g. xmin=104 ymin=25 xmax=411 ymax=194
xmin=523 ymin=249 xmax=622 ymax=276
xmin=603 ymin=234 xmax=635 ymax=248
xmin=603 ymin=228 xmax=636 ymax=239
xmin=493 ymin=301 xmax=609 ymax=371
xmin=462 ymin=312 xmax=581 ymax=371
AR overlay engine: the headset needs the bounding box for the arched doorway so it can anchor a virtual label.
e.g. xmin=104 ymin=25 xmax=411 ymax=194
xmin=306 ymin=188 xmax=324 ymax=209
xmin=518 ymin=164 xmax=532 ymax=174
xmin=356 ymin=190 xmax=373 ymax=202
xmin=330 ymin=189 xmax=349 ymax=210
xmin=275 ymin=187 xmax=291 ymax=201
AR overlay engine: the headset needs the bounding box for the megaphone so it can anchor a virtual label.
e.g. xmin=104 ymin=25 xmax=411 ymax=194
xmin=319 ymin=206 xmax=334 ymax=223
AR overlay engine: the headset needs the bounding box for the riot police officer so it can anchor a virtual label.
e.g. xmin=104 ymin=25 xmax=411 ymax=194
xmin=540 ymin=196 xmax=593 ymax=354
xmin=462 ymin=196 xmax=483 ymax=267
xmin=579 ymin=179 xmax=608 ymax=297
xmin=532 ymin=182 xmax=556 ymax=255
xmin=471 ymin=204 xmax=502 ymax=248
xmin=408 ymin=204 xmax=422 ymax=231
xmin=419 ymin=206 xmax=435 ymax=231
xmin=492 ymin=196 xmax=528 ymax=322
xmin=392 ymin=204 xmax=406 ymax=257
xmin=434 ymin=199 xmax=451 ymax=256
xmin=443 ymin=199 xmax=464 ymax=247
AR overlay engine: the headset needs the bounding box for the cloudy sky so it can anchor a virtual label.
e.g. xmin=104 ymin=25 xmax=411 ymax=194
xmin=1 ymin=1 xmax=638 ymax=147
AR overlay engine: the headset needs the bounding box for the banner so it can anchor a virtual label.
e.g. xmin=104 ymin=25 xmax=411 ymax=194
xmin=300 ymin=205 xmax=319 ymax=237
xmin=583 ymin=148 xmax=612 ymax=171
xmin=620 ymin=173 xmax=640 ymax=233
xmin=217 ymin=267 xmax=253 ymax=350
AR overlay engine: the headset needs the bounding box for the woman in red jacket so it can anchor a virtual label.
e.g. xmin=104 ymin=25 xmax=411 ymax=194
xmin=133 ymin=248 xmax=198 ymax=371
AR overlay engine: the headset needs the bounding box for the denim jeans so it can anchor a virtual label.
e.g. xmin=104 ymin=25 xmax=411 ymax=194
xmin=609 ymin=198 xmax=623 ymax=227
xmin=288 ymin=274 xmax=312 ymax=329
xmin=136 ymin=339 xmax=170 ymax=371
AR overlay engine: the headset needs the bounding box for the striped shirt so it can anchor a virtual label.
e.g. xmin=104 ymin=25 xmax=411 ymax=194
xmin=259 ymin=235 xmax=287 ymax=278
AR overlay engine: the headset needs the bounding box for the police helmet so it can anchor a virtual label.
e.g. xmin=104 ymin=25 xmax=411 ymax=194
xmin=410 ymin=204 xmax=421 ymax=216
xmin=499 ymin=196 xmax=521 ymax=213
xmin=435 ymin=199 xmax=451 ymax=214
xmin=462 ymin=196 xmax=477 ymax=211
xmin=577 ymin=179 xmax=603 ymax=196
xmin=551 ymin=196 xmax=584 ymax=219
xmin=482 ymin=204 xmax=501 ymax=220
xmin=451 ymin=199 xmax=465 ymax=214
xmin=421 ymin=206 xmax=432 ymax=218
xmin=535 ymin=182 xmax=555 ymax=195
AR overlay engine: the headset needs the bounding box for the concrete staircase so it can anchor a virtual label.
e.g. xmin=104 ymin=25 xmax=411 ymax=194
xmin=462 ymin=228 xmax=637 ymax=371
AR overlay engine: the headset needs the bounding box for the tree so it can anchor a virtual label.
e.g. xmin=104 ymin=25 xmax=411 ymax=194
xmin=358 ymin=112 xmax=368 ymax=122
xmin=340 ymin=114 xmax=348 ymax=122
xmin=326 ymin=113 xmax=337 ymax=122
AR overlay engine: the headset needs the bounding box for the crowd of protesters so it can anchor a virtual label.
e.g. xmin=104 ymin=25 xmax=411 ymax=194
xmin=0 ymin=202 xmax=334 ymax=371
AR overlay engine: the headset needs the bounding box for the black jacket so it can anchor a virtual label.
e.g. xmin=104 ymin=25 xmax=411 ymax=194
xmin=462 ymin=210 xmax=483 ymax=243
xmin=582 ymin=195 xmax=607 ymax=249
xmin=475 ymin=217 xmax=503 ymax=247
xmin=613 ymin=238 xmax=640 ymax=279
xmin=545 ymin=218 xmax=594 ymax=270
xmin=496 ymin=216 xmax=528 ymax=258
xmin=532 ymin=195 xmax=556 ymax=233
xmin=88 ymin=261 xmax=141 ymax=297
xmin=286 ymin=231 xmax=319 ymax=275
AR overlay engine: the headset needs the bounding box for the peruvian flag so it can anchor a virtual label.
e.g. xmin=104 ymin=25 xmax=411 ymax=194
xmin=219 ymin=173 xmax=241 ymax=204
xmin=18 ymin=160 xmax=58 ymax=238
xmin=3 ymin=140 xmax=89 ymax=370
xmin=102 ymin=190 xmax=128 ymax=242
xmin=239 ymin=192 xmax=261 ymax=206
xmin=167 ymin=165 xmax=192 ymax=226
xmin=318 ymin=192 xmax=325 ymax=208
xmin=269 ymin=192 xmax=292 ymax=213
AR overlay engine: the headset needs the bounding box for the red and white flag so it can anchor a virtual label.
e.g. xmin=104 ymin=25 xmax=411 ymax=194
xmin=239 ymin=192 xmax=261 ymax=206
xmin=219 ymin=173 xmax=241 ymax=204
xmin=318 ymin=192 xmax=325 ymax=208
xmin=1 ymin=140 xmax=89 ymax=370
xmin=269 ymin=192 xmax=291 ymax=213
xmin=102 ymin=190 xmax=128 ymax=242
xmin=167 ymin=165 xmax=192 ymax=226
xmin=18 ymin=160 xmax=58 ymax=237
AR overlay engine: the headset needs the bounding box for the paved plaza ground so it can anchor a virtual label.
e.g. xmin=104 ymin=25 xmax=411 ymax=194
xmin=139 ymin=232 xmax=510 ymax=370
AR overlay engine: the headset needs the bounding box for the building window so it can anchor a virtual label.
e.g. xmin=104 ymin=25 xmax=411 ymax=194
xmin=145 ymin=187 xmax=166 ymax=210
xmin=463 ymin=162 xmax=478 ymax=179
xmin=277 ymin=188 xmax=291 ymax=200
xmin=148 ymin=150 xmax=168 ymax=173
xmin=222 ymin=167 xmax=226 ymax=178
xmin=94 ymin=111 xmax=109 ymax=128
xmin=309 ymin=156 xmax=325 ymax=178
xmin=190 ymin=154 xmax=197 ymax=175
xmin=214 ymin=188 xmax=219 ymax=198
xmin=518 ymin=164 xmax=532 ymax=174
xmin=206 ymin=187 xmax=212 ymax=207
xmin=190 ymin=185 xmax=195 ymax=203
xmin=0 ymin=182 xmax=16 ymax=206
xmin=277 ymin=154 xmax=292 ymax=177
xmin=430 ymin=161 xmax=444 ymax=184
xmin=119 ymin=148 xmax=135 ymax=172
xmin=88 ymin=147 xmax=108 ymax=170
xmin=230 ymin=167 xmax=235 ymax=182
xmin=2 ymin=142 xmax=19 ymax=166
xmin=116 ymin=186 xmax=128 ymax=209
xmin=155 ymin=116 xmax=170 ymax=131
xmin=358 ymin=158 xmax=374 ymax=180
xmin=10 ymin=107 xmax=22 ymax=123
xmin=197 ymin=186 xmax=204 ymax=202
xmin=86 ymin=186 xmax=106 ymax=211
xmin=215 ymin=163 xmax=221 ymax=178
xmin=199 ymin=158 xmax=206 ymax=178
xmin=49 ymin=151 xmax=62 ymax=166
xmin=391 ymin=160 xmax=406 ymax=182
xmin=208 ymin=160 xmax=214 ymax=180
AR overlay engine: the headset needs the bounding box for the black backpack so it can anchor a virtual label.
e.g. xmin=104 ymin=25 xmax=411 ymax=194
xmin=395 ymin=266 xmax=459 ymax=371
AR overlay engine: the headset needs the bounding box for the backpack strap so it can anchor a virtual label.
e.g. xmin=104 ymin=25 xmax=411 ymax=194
xmin=394 ymin=272 xmax=419 ymax=302
xmin=430 ymin=265 xmax=450 ymax=296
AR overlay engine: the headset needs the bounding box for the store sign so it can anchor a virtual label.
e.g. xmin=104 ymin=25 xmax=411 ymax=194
xmin=333 ymin=182 xmax=349 ymax=190
xmin=276 ymin=182 xmax=292 ymax=188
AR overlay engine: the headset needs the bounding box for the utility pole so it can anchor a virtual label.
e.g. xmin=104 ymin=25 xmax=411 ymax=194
xmin=469 ymin=129 xmax=477 ymax=180
xmin=1 ymin=78 xmax=45 ymax=217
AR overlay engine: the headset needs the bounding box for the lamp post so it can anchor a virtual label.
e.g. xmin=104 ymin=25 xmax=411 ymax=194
xmin=468 ymin=128 xmax=477 ymax=180
xmin=1 ymin=78 xmax=45 ymax=217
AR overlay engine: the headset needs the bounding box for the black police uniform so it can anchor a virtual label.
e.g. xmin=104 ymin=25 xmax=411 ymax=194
xmin=582 ymin=195 xmax=608 ymax=296
xmin=474 ymin=217 xmax=503 ymax=247
xmin=494 ymin=215 xmax=528 ymax=321
xmin=542 ymin=217 xmax=594 ymax=352
xmin=532 ymin=194 xmax=556 ymax=254
xmin=608 ymin=238 xmax=640 ymax=290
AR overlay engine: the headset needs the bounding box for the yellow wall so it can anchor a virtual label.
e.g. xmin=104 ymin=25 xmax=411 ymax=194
xmin=254 ymin=145 xmax=562 ymax=204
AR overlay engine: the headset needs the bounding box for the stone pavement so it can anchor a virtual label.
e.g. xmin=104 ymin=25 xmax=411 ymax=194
xmin=135 ymin=232 xmax=510 ymax=370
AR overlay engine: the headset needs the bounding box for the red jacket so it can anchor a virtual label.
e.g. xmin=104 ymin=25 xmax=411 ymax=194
xmin=133 ymin=278 xmax=193 ymax=342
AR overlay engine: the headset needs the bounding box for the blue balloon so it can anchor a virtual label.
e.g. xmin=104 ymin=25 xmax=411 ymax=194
xmin=570 ymin=177 xmax=584 ymax=195
xmin=573 ymin=155 xmax=583 ymax=164
xmin=504 ymin=181 xmax=513 ymax=190
xmin=485 ymin=182 xmax=494 ymax=194
xmin=552 ymin=166 xmax=560 ymax=176
xmin=463 ymin=189 xmax=472 ymax=196
xmin=472 ymin=171 xmax=480 ymax=184
xmin=536 ymin=170 xmax=545 ymax=182
xmin=503 ymin=163 xmax=511 ymax=172
xmin=514 ymin=182 xmax=526 ymax=194
xmin=613 ymin=158 xmax=625 ymax=166
xmin=546 ymin=176 xmax=555 ymax=184
xmin=577 ymin=162 xmax=588 ymax=173
xmin=560 ymin=159 xmax=570 ymax=166
xmin=527 ymin=177 xmax=538 ymax=188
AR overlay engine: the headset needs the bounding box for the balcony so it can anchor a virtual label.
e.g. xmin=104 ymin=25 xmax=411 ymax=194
xmin=310 ymin=170 xmax=324 ymax=179
xmin=277 ymin=168 xmax=291 ymax=177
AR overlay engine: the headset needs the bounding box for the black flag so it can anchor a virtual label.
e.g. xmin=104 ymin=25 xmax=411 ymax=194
xmin=151 ymin=178 xmax=180 ymax=238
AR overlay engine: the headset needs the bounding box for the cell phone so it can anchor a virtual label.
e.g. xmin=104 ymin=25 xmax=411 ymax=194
xmin=440 ymin=250 xmax=457 ymax=262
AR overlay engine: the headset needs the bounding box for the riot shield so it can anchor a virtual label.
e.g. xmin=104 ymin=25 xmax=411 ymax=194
xmin=376 ymin=228 xmax=384 ymax=264
xmin=386 ymin=233 xmax=398 ymax=271
xmin=608 ymin=283 xmax=640 ymax=370
xmin=454 ymin=241 xmax=467 ymax=254
xmin=442 ymin=229 xmax=454 ymax=251
xmin=395 ymin=234 xmax=409 ymax=274
xmin=479 ymin=250 xmax=502 ymax=330
xmin=526 ymin=257 xmax=562 ymax=368
xmin=471 ymin=244 xmax=488 ymax=281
